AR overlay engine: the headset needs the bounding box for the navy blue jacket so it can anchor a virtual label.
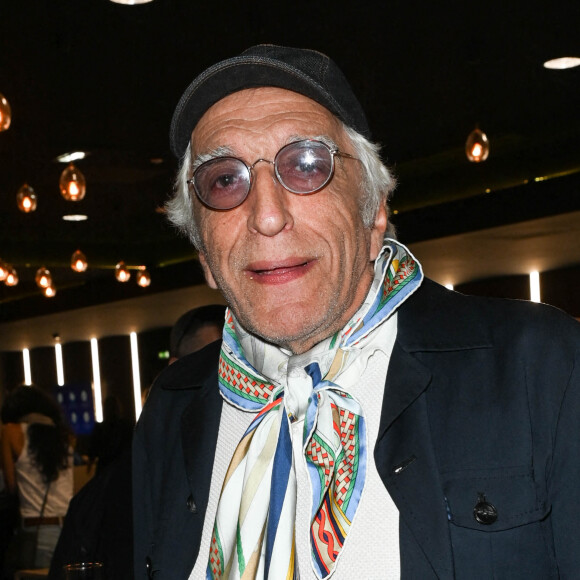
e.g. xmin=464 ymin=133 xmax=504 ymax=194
xmin=133 ymin=279 xmax=580 ymax=578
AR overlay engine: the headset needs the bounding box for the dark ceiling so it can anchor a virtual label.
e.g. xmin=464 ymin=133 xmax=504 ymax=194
xmin=1 ymin=0 xmax=579 ymax=324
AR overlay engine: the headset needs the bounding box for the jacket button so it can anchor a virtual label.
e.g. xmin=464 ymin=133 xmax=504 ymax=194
xmin=473 ymin=496 xmax=498 ymax=525
xmin=186 ymin=493 xmax=198 ymax=513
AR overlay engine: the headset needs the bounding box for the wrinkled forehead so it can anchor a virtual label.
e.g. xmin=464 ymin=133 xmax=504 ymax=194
xmin=190 ymin=87 xmax=346 ymax=156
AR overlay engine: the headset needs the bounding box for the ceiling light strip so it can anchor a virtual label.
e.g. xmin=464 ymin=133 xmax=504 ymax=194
xmin=22 ymin=348 xmax=32 ymax=386
xmin=91 ymin=338 xmax=103 ymax=423
xmin=55 ymin=343 xmax=65 ymax=386
xmin=130 ymin=332 xmax=143 ymax=420
xmin=529 ymin=271 xmax=541 ymax=303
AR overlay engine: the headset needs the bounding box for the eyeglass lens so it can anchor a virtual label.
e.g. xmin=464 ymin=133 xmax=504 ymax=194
xmin=192 ymin=140 xmax=335 ymax=210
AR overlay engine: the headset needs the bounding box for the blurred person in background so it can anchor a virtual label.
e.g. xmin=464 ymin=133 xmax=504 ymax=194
xmin=169 ymin=304 xmax=226 ymax=364
xmin=0 ymin=429 xmax=19 ymax=579
xmin=86 ymin=396 xmax=133 ymax=476
xmin=1 ymin=385 xmax=73 ymax=571
xmin=49 ymin=304 xmax=225 ymax=579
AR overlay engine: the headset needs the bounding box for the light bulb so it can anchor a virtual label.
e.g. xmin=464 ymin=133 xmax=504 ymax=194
xmin=60 ymin=163 xmax=86 ymax=201
xmin=16 ymin=184 xmax=38 ymax=213
xmin=35 ymin=267 xmax=52 ymax=289
xmin=109 ymin=0 xmax=154 ymax=4
xmin=0 ymin=259 xmax=8 ymax=281
xmin=71 ymin=249 xmax=88 ymax=272
xmin=136 ymin=266 xmax=151 ymax=287
xmin=115 ymin=261 xmax=131 ymax=282
xmin=5 ymin=266 xmax=18 ymax=286
xmin=465 ymin=127 xmax=490 ymax=162
xmin=0 ymin=93 xmax=11 ymax=131
xmin=44 ymin=285 xmax=57 ymax=298
xmin=543 ymin=57 xmax=580 ymax=70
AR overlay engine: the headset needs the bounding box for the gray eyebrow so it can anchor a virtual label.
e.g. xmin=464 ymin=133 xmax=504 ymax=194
xmin=191 ymin=145 xmax=237 ymax=172
xmin=288 ymin=135 xmax=340 ymax=150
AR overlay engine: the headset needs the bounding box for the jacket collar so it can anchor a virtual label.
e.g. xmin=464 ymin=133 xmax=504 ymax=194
xmin=396 ymin=278 xmax=493 ymax=353
xmin=374 ymin=346 xmax=455 ymax=578
xmin=159 ymin=278 xmax=489 ymax=388
xmin=374 ymin=278 xmax=496 ymax=578
xmin=378 ymin=277 xmax=494 ymax=436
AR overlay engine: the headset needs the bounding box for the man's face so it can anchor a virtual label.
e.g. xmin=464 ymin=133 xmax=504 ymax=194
xmin=191 ymin=87 xmax=387 ymax=354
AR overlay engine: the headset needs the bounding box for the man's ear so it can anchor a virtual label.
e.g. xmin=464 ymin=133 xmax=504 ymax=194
xmin=198 ymin=252 xmax=218 ymax=289
xmin=369 ymin=203 xmax=388 ymax=261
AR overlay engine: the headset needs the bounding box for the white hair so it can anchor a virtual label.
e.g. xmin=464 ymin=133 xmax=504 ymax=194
xmin=340 ymin=123 xmax=397 ymax=237
xmin=165 ymin=122 xmax=397 ymax=249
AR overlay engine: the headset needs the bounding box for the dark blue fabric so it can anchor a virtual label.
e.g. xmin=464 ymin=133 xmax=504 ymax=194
xmin=133 ymin=279 xmax=580 ymax=579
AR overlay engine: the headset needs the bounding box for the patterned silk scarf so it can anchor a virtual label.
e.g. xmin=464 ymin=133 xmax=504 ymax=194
xmin=207 ymin=240 xmax=423 ymax=580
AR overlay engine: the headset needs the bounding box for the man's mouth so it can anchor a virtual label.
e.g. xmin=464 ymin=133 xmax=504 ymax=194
xmin=246 ymin=259 xmax=314 ymax=284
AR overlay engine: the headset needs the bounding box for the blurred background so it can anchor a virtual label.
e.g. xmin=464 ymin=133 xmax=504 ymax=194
xmin=1 ymin=0 xmax=579 ymax=421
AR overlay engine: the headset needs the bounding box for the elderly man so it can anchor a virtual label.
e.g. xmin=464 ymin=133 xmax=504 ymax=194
xmin=133 ymin=45 xmax=580 ymax=579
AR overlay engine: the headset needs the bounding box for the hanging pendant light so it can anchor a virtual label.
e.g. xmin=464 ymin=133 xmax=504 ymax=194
xmin=16 ymin=183 xmax=38 ymax=213
xmin=71 ymin=249 xmax=88 ymax=272
xmin=0 ymin=93 xmax=11 ymax=132
xmin=115 ymin=261 xmax=131 ymax=282
xmin=136 ymin=266 xmax=151 ymax=287
xmin=60 ymin=163 xmax=86 ymax=201
xmin=0 ymin=259 xmax=8 ymax=281
xmin=44 ymin=285 xmax=57 ymax=298
xmin=35 ymin=266 xmax=52 ymax=289
xmin=465 ymin=127 xmax=490 ymax=162
xmin=4 ymin=266 xmax=19 ymax=286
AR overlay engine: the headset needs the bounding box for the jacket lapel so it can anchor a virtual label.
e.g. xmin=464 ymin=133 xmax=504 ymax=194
xmin=166 ymin=341 xmax=223 ymax=562
xmin=180 ymin=372 xmax=223 ymax=513
xmin=373 ymin=279 xmax=494 ymax=578
xmin=375 ymin=342 xmax=454 ymax=578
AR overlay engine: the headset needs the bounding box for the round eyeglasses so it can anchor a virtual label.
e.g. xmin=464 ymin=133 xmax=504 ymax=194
xmin=187 ymin=139 xmax=358 ymax=210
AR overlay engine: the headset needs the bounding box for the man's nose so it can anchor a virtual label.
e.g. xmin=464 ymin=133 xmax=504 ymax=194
xmin=246 ymin=162 xmax=294 ymax=237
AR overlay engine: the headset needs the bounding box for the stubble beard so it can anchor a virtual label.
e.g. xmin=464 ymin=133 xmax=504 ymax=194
xmin=203 ymin=247 xmax=373 ymax=355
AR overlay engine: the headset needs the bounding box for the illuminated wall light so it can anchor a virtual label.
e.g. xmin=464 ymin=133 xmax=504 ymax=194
xmin=16 ymin=184 xmax=38 ymax=213
xmin=60 ymin=163 xmax=86 ymax=201
xmin=0 ymin=259 xmax=8 ymax=282
xmin=0 ymin=93 xmax=11 ymax=131
xmin=115 ymin=261 xmax=131 ymax=282
xmin=35 ymin=267 xmax=52 ymax=289
xmin=91 ymin=338 xmax=103 ymax=423
xmin=444 ymin=283 xmax=454 ymax=291
xmin=136 ymin=266 xmax=151 ymax=287
xmin=22 ymin=348 xmax=32 ymax=386
xmin=130 ymin=332 xmax=143 ymax=420
xmin=529 ymin=271 xmax=541 ymax=303
xmin=4 ymin=266 xmax=18 ymax=286
xmin=43 ymin=285 xmax=57 ymax=298
xmin=465 ymin=127 xmax=490 ymax=162
xmin=55 ymin=343 xmax=65 ymax=386
xmin=71 ymin=249 xmax=88 ymax=272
